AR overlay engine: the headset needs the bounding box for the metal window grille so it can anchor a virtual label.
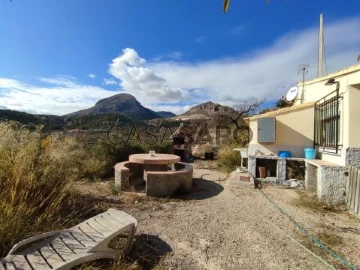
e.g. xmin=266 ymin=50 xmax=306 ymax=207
xmin=314 ymin=90 xmax=341 ymax=153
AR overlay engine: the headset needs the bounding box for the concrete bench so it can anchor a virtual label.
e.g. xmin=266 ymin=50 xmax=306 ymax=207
xmin=115 ymin=161 xmax=193 ymax=197
xmin=114 ymin=161 xmax=145 ymax=191
xmin=145 ymin=162 xmax=193 ymax=197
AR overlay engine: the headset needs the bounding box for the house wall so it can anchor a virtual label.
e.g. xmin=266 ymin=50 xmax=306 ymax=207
xmin=247 ymin=65 xmax=360 ymax=168
xmin=297 ymin=69 xmax=360 ymax=104
xmin=295 ymin=71 xmax=360 ymax=166
xmin=348 ymin=84 xmax=360 ymax=147
xmin=248 ymin=106 xmax=314 ymax=158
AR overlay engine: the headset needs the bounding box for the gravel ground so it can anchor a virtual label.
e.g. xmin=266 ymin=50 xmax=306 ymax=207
xmin=78 ymin=163 xmax=360 ymax=270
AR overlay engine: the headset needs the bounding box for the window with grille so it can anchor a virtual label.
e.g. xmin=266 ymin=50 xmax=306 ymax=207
xmin=314 ymin=90 xmax=342 ymax=153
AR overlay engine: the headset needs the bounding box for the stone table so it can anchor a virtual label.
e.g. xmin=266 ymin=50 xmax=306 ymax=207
xmin=129 ymin=153 xmax=181 ymax=172
xmin=115 ymin=153 xmax=192 ymax=197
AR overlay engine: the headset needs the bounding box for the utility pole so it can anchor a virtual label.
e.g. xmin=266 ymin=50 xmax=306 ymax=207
xmin=318 ymin=13 xmax=324 ymax=78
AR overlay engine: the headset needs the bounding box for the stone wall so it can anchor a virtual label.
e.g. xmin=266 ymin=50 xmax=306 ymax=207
xmin=346 ymin=148 xmax=360 ymax=168
xmin=277 ymin=159 xmax=286 ymax=183
xmin=305 ymin=163 xmax=317 ymax=193
xmin=248 ymin=156 xmax=256 ymax=178
xmin=304 ymin=160 xmax=348 ymax=205
xmin=318 ymin=166 xmax=348 ymax=204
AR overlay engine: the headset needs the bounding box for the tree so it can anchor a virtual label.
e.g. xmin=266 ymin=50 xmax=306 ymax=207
xmin=215 ymin=99 xmax=263 ymax=129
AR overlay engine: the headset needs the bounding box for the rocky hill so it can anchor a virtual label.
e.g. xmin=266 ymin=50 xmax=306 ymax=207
xmin=156 ymin=111 xmax=176 ymax=118
xmin=67 ymin=93 xmax=164 ymax=120
xmin=173 ymin=101 xmax=237 ymax=121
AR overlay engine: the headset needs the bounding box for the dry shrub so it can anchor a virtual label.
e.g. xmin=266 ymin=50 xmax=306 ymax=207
xmin=0 ymin=122 xmax=159 ymax=261
xmin=192 ymin=143 xmax=215 ymax=158
xmin=0 ymin=123 xmax=97 ymax=257
xmin=217 ymin=143 xmax=241 ymax=173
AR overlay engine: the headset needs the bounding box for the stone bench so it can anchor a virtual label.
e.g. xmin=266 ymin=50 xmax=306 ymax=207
xmin=114 ymin=161 xmax=144 ymax=191
xmin=145 ymin=162 xmax=193 ymax=197
xmin=114 ymin=161 xmax=193 ymax=197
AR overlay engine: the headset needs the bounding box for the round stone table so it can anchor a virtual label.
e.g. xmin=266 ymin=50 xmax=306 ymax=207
xmin=129 ymin=153 xmax=180 ymax=165
xmin=116 ymin=153 xmax=192 ymax=197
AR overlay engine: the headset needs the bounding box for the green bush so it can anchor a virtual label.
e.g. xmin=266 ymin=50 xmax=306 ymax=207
xmin=217 ymin=144 xmax=241 ymax=173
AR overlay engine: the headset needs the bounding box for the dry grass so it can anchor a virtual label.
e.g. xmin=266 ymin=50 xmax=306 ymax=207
xmin=294 ymin=190 xmax=327 ymax=212
xmin=315 ymin=230 xmax=344 ymax=247
xmin=294 ymin=190 xmax=347 ymax=213
xmin=120 ymin=192 xmax=148 ymax=205
xmin=292 ymin=190 xmax=351 ymax=268
xmin=0 ymin=123 xmax=105 ymax=257
xmin=0 ymin=122 xmax=178 ymax=268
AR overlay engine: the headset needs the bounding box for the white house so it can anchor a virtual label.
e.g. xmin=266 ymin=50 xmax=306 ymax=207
xmin=244 ymin=63 xmax=360 ymax=204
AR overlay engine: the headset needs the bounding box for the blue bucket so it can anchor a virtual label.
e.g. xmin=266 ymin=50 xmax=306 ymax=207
xmin=304 ymin=148 xmax=316 ymax=159
xmin=278 ymin=151 xmax=292 ymax=158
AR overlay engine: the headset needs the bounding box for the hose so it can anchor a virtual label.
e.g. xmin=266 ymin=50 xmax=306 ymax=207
xmin=259 ymin=188 xmax=358 ymax=270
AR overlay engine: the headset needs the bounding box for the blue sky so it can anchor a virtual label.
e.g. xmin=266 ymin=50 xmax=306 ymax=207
xmin=1 ymin=0 xmax=360 ymax=115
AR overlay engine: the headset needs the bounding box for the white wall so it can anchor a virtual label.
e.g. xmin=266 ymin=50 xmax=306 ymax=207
xmin=248 ymin=106 xmax=314 ymax=158
xmin=295 ymin=68 xmax=360 ymax=165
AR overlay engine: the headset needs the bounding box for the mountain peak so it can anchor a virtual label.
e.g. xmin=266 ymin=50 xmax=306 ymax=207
xmin=172 ymin=101 xmax=236 ymax=121
xmin=67 ymin=93 xmax=175 ymax=121
xmin=95 ymin=93 xmax=139 ymax=106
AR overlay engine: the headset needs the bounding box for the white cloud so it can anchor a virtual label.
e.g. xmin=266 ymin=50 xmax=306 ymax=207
xmin=103 ymin=78 xmax=117 ymax=85
xmin=108 ymin=48 xmax=194 ymax=105
xmin=104 ymin=17 xmax=360 ymax=112
xmin=88 ymin=73 xmax=96 ymax=79
xmin=0 ymin=77 xmax=119 ymax=115
xmin=147 ymin=17 xmax=360 ymax=106
xmin=39 ymin=76 xmax=77 ymax=87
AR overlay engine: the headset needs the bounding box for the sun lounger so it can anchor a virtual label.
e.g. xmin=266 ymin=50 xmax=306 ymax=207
xmin=0 ymin=208 xmax=137 ymax=270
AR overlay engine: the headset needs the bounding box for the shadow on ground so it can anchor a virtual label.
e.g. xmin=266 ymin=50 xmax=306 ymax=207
xmin=174 ymin=178 xmax=224 ymax=200
xmin=125 ymin=234 xmax=172 ymax=269
xmin=73 ymin=234 xmax=171 ymax=270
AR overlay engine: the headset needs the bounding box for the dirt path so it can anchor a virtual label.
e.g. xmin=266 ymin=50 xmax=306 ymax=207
xmin=79 ymin=165 xmax=360 ymax=269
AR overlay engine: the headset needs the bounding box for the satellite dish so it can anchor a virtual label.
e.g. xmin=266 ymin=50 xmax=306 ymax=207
xmin=285 ymin=86 xmax=298 ymax=102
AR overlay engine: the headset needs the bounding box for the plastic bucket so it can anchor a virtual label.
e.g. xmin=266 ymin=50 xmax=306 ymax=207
xmin=304 ymin=148 xmax=316 ymax=159
xmin=278 ymin=151 xmax=292 ymax=158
